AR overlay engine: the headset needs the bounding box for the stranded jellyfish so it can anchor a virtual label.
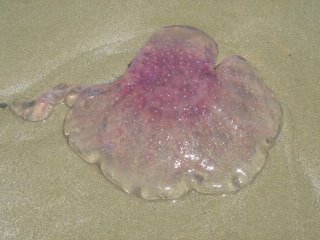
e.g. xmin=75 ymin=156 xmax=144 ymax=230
xmin=9 ymin=26 xmax=282 ymax=200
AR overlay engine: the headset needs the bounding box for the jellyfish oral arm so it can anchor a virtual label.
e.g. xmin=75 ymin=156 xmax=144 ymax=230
xmin=9 ymin=84 xmax=83 ymax=121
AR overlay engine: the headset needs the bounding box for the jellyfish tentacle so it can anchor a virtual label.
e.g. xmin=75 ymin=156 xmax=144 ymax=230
xmin=10 ymin=84 xmax=83 ymax=121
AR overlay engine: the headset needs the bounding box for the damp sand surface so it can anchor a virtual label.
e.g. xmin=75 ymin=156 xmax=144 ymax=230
xmin=0 ymin=1 xmax=319 ymax=239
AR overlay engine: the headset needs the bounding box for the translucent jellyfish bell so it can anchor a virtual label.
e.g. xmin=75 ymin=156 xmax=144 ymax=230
xmin=10 ymin=26 xmax=282 ymax=200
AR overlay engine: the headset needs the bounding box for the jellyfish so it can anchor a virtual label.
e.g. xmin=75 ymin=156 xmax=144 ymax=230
xmin=8 ymin=26 xmax=282 ymax=200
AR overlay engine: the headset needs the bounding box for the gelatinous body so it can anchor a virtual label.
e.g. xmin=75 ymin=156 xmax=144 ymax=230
xmin=11 ymin=26 xmax=282 ymax=200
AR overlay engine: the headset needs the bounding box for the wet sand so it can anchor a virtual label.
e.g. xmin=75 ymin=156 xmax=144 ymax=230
xmin=1 ymin=1 xmax=319 ymax=239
